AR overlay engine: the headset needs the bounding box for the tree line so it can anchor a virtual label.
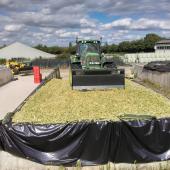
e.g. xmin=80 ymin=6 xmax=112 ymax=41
xmin=101 ymin=33 xmax=162 ymax=53
xmin=0 ymin=33 xmax=164 ymax=61
xmin=34 ymin=33 xmax=163 ymax=57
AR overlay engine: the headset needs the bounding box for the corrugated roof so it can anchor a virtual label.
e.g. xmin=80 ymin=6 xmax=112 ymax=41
xmin=156 ymin=39 xmax=170 ymax=44
xmin=0 ymin=42 xmax=55 ymax=59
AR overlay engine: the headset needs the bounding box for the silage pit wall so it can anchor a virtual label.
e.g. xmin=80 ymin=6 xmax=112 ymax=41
xmin=0 ymin=68 xmax=170 ymax=166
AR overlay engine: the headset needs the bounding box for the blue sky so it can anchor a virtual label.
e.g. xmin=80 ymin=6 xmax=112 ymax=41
xmin=0 ymin=0 xmax=170 ymax=46
xmin=89 ymin=12 xmax=121 ymax=23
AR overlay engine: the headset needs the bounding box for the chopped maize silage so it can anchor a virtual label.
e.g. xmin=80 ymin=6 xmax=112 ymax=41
xmin=12 ymin=79 xmax=170 ymax=124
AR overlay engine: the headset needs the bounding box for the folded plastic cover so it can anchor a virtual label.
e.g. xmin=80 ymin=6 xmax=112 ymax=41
xmin=1 ymin=118 xmax=170 ymax=165
xmin=144 ymin=61 xmax=170 ymax=72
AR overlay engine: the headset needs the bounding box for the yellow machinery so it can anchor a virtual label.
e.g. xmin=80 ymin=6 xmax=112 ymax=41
xmin=6 ymin=59 xmax=33 ymax=75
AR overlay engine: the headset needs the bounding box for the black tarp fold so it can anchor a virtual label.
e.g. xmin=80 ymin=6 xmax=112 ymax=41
xmin=144 ymin=61 xmax=170 ymax=72
xmin=1 ymin=118 xmax=170 ymax=165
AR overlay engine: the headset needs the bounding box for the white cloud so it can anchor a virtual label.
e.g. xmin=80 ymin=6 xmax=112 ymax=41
xmin=4 ymin=24 xmax=24 ymax=32
xmin=0 ymin=0 xmax=11 ymax=5
xmin=102 ymin=18 xmax=170 ymax=31
xmin=55 ymin=29 xmax=65 ymax=35
xmin=40 ymin=27 xmax=54 ymax=33
xmin=41 ymin=8 xmax=51 ymax=15
xmin=102 ymin=18 xmax=132 ymax=30
xmin=80 ymin=28 xmax=99 ymax=35
xmin=80 ymin=18 xmax=96 ymax=28
xmin=105 ymin=30 xmax=130 ymax=43
xmin=0 ymin=0 xmax=170 ymax=45
xmin=131 ymin=18 xmax=170 ymax=30
xmin=32 ymin=32 xmax=44 ymax=40
xmin=161 ymin=31 xmax=170 ymax=36
xmin=59 ymin=31 xmax=79 ymax=38
xmin=2 ymin=38 xmax=9 ymax=42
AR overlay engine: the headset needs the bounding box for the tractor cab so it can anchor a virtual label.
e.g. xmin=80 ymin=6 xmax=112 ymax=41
xmin=76 ymin=40 xmax=102 ymax=69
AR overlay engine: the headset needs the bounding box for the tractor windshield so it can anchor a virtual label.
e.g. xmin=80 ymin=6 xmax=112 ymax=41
xmin=79 ymin=43 xmax=100 ymax=55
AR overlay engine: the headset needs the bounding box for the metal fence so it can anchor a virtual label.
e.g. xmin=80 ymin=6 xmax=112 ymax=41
xmin=31 ymin=59 xmax=69 ymax=68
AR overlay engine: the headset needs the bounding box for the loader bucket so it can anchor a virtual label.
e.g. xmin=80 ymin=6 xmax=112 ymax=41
xmin=71 ymin=69 xmax=125 ymax=90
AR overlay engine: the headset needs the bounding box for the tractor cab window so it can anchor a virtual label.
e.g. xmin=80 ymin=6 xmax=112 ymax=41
xmin=79 ymin=43 xmax=100 ymax=56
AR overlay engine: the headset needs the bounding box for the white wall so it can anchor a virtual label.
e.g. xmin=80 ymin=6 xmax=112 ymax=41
xmin=123 ymin=52 xmax=170 ymax=64
xmin=0 ymin=66 xmax=13 ymax=86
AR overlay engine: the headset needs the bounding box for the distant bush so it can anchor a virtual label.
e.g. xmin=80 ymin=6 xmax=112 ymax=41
xmin=57 ymin=53 xmax=70 ymax=60
xmin=34 ymin=33 xmax=163 ymax=55
xmin=0 ymin=58 xmax=6 ymax=65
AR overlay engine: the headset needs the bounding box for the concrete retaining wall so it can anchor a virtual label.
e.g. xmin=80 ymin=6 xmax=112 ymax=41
xmin=0 ymin=151 xmax=170 ymax=170
xmin=134 ymin=64 xmax=170 ymax=89
xmin=124 ymin=52 xmax=170 ymax=64
xmin=0 ymin=66 xmax=13 ymax=86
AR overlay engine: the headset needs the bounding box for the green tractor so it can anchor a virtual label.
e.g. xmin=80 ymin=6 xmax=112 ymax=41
xmin=70 ymin=39 xmax=125 ymax=90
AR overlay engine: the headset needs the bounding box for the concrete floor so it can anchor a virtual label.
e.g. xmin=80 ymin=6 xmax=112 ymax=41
xmin=0 ymin=70 xmax=52 ymax=120
xmin=0 ymin=151 xmax=170 ymax=170
xmin=60 ymin=68 xmax=69 ymax=80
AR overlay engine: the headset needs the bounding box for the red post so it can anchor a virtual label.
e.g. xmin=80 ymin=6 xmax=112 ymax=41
xmin=33 ymin=66 xmax=42 ymax=84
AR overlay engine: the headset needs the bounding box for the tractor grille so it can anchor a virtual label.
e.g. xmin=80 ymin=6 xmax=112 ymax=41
xmin=86 ymin=55 xmax=100 ymax=64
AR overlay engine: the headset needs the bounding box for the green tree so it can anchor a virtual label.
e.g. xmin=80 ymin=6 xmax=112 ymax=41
xmin=101 ymin=42 xmax=109 ymax=53
xmin=144 ymin=33 xmax=162 ymax=52
xmin=69 ymin=42 xmax=72 ymax=48
xmin=108 ymin=44 xmax=118 ymax=53
xmin=0 ymin=58 xmax=6 ymax=65
xmin=118 ymin=41 xmax=131 ymax=52
xmin=33 ymin=33 xmax=163 ymax=57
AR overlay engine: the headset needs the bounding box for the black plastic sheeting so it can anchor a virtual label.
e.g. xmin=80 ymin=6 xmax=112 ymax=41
xmin=1 ymin=118 xmax=170 ymax=166
xmin=144 ymin=61 xmax=170 ymax=72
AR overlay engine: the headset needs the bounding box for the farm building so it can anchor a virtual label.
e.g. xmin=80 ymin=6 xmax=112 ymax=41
xmin=154 ymin=39 xmax=170 ymax=53
xmin=123 ymin=39 xmax=170 ymax=63
xmin=0 ymin=42 xmax=55 ymax=59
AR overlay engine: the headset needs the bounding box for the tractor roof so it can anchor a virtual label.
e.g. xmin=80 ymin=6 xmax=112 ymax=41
xmin=77 ymin=40 xmax=100 ymax=43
